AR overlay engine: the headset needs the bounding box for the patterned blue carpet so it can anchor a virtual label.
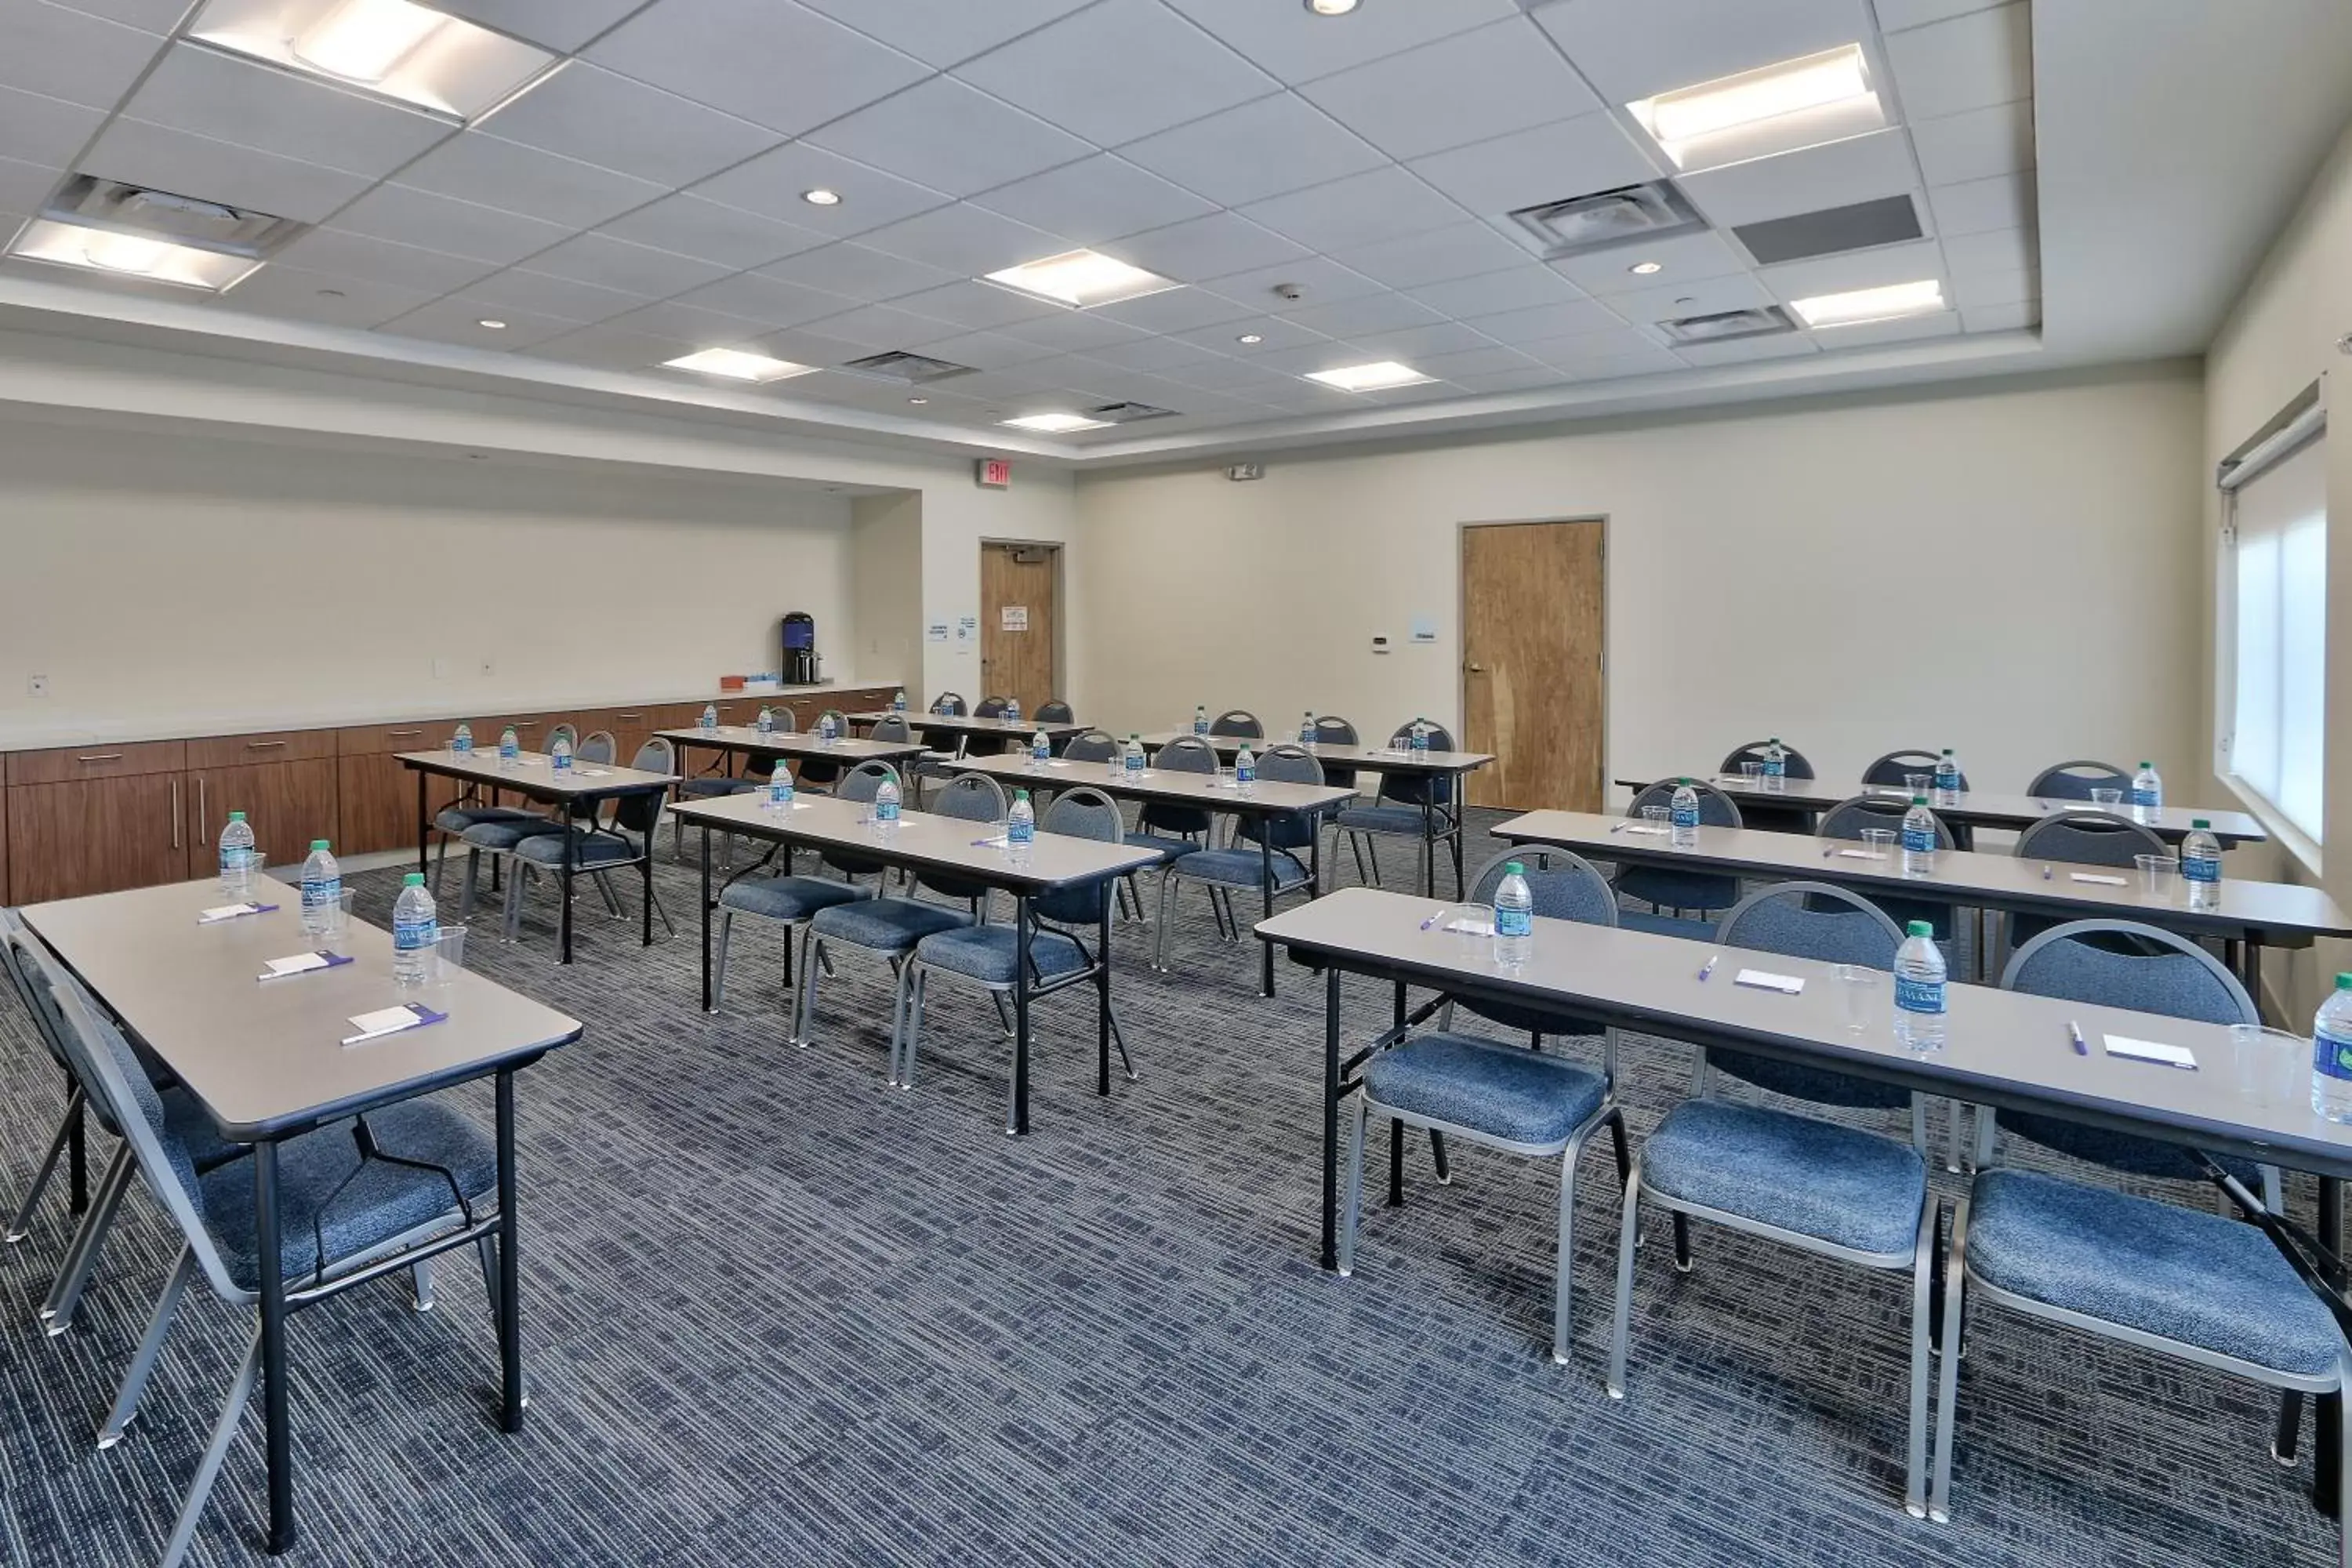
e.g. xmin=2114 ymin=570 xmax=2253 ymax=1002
xmin=0 ymin=810 xmax=2339 ymax=1566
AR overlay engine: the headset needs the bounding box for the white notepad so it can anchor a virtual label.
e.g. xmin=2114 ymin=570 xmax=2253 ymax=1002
xmin=1734 ymin=969 xmax=1806 ymax=994
xmin=1443 ymin=916 xmax=1494 ymax=936
xmin=2070 ymin=872 xmax=2129 ymax=886
xmin=1621 ymin=824 xmax=1672 ymax=837
xmin=1835 ymin=848 xmax=1885 ymax=860
xmin=2103 ymin=1034 xmax=2197 ymax=1069
xmin=199 ymin=902 xmax=268 ymax=924
xmin=260 ymin=953 xmax=334 ymax=979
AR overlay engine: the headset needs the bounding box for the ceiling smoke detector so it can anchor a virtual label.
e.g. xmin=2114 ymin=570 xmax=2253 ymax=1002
xmin=841 ymin=350 xmax=977 ymax=384
xmin=1272 ymin=282 xmax=1306 ymax=302
xmin=1656 ymin=306 xmax=1798 ymax=345
xmin=1087 ymin=401 xmax=1178 ymax=423
xmin=1507 ymin=181 xmax=1708 ymax=261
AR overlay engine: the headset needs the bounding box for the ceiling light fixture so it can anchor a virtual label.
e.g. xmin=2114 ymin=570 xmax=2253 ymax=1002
xmin=1237 ymin=332 xmax=1264 ymax=344
xmin=802 ymin=188 xmax=842 ymax=206
xmin=1629 ymin=260 xmax=1663 ymax=275
xmin=1790 ymin=278 xmax=1946 ymax=328
xmin=81 ymin=230 xmax=169 ymax=274
xmin=293 ymin=0 xmax=447 ymax=82
xmin=1628 ymin=43 xmax=1884 ymax=171
xmin=1000 ymin=412 xmax=1113 ymax=434
xmin=1305 ymin=0 xmax=1359 ymax=13
xmin=9 ymin=219 xmax=262 ymax=290
xmin=661 ymin=347 xmax=815 ymax=383
xmin=908 ymin=397 xmax=928 ymax=405
xmin=1306 ymin=361 xmax=1433 ymax=393
xmin=984 ymin=249 xmax=1179 ymax=310
xmin=476 ymin=318 xmax=506 ymax=329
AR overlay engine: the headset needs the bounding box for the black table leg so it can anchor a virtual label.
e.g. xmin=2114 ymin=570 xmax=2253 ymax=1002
xmin=495 ymin=1069 xmax=523 ymax=1433
xmin=255 ymin=1140 xmax=294 ymax=1553
xmin=1096 ymin=885 xmax=1112 ymax=1096
xmin=557 ymin=811 xmax=575 ymax=964
xmin=2244 ymin=935 xmax=2268 ymax=1022
xmin=639 ymin=821 xmax=653 ymax=947
xmin=416 ymin=768 xmax=430 ymax=880
xmin=2319 ymin=1177 xmax=2344 ymax=1515
xmin=699 ymin=826 xmax=713 ymax=1014
xmin=1421 ymin=793 xmax=1436 ymax=898
xmin=1011 ymin=896 xmax=1033 ymax=1135
xmin=1320 ymin=962 xmax=1341 ymax=1270
xmin=1259 ymin=825 xmax=1276 ymax=998
xmin=1387 ymin=981 xmax=1406 ymax=1208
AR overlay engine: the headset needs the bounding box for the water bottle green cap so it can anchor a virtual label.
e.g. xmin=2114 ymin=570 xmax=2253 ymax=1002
xmin=1014 ymin=788 xmax=1029 ymax=800
xmin=309 ymin=839 xmax=329 ymax=851
xmin=1907 ymin=920 xmax=1933 ymax=938
xmin=2192 ymin=818 xmax=2210 ymax=829
xmin=403 ymin=872 xmax=424 ymax=886
xmin=1678 ymin=776 xmax=1693 ymax=784
xmin=1504 ymin=860 xmax=1524 ymax=876
xmin=2337 ymin=973 xmax=2352 ymax=991
xmin=1913 ymin=795 xmax=1929 ymax=805
xmin=2140 ymin=760 xmax=2152 ymax=768
xmin=227 ymin=811 xmax=245 ymax=821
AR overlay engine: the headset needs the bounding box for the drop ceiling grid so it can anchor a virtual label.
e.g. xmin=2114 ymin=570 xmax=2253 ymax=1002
xmin=0 ymin=0 xmax=2042 ymax=443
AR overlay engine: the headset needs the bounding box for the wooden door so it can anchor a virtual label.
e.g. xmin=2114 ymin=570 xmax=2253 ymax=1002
xmin=6 ymin=775 xmax=189 ymax=902
xmin=1461 ymin=521 xmax=1606 ymax=811
xmin=979 ymin=543 xmax=1058 ymax=713
xmin=187 ymin=760 xmax=339 ymax=873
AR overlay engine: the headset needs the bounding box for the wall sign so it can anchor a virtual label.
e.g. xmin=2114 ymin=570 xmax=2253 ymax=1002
xmin=976 ymin=458 xmax=1012 ymax=489
xmin=955 ymin=615 xmax=978 ymax=644
xmin=1409 ymin=615 xmax=1438 ymax=644
xmin=926 ymin=622 xmax=950 ymax=643
xmin=1000 ymin=604 xmax=1029 ymax=632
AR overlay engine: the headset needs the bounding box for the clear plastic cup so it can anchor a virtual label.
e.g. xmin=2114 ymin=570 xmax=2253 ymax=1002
xmin=1905 ymin=773 xmax=1931 ymax=794
xmin=2135 ymin=853 xmax=2179 ymax=897
xmin=1835 ymin=964 xmax=1879 ymax=1033
xmin=320 ymin=888 xmax=354 ymax=940
xmin=1739 ymin=760 xmax=1762 ymax=784
xmin=1860 ymin=828 xmax=1896 ymax=858
xmin=430 ymin=925 xmax=468 ymax=990
xmin=2090 ymin=787 xmax=2124 ymax=808
xmin=1641 ymin=805 xmax=1669 ymax=833
xmin=1216 ymin=765 xmax=1236 ymax=790
xmin=2230 ymin=1024 xmax=2305 ymax=1107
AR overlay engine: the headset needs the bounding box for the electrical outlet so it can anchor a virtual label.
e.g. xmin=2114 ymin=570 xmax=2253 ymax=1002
xmin=27 ymin=673 xmax=49 ymax=697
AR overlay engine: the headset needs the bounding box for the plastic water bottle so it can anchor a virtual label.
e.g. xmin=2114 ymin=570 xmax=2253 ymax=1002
xmin=1007 ymin=788 xmax=1035 ymax=865
xmin=218 ymin=811 xmax=256 ymax=896
xmin=1893 ymin=920 xmax=1947 ymax=1051
xmin=873 ymin=776 xmax=901 ymax=828
xmin=1235 ymin=743 xmax=1257 ymax=792
xmin=819 ymin=711 xmax=839 ymax=744
xmin=699 ymin=702 xmax=717 ymax=732
xmin=2183 ymin=818 xmax=2223 ymax=911
xmin=1493 ymin=860 xmax=1533 ymax=968
xmin=299 ymin=840 xmax=341 ymax=939
xmin=1669 ymin=778 xmax=1700 ymax=848
xmin=498 ymin=725 xmax=520 ymax=771
xmin=1192 ymin=705 xmax=1208 ymax=736
xmin=1125 ymin=733 xmax=1146 ymax=775
xmin=2313 ymin=975 xmax=2352 ymax=1123
xmin=1901 ymin=795 xmax=1939 ymax=874
xmin=1762 ymin=737 xmax=1787 ymax=790
xmin=892 ymin=688 xmax=907 ymax=713
xmin=2131 ymin=760 xmax=2162 ymax=816
xmin=765 ymin=770 xmax=795 ymax=812
xmin=1005 ymin=695 xmax=1022 ymax=726
xmin=1934 ymin=748 xmax=1961 ymax=802
xmin=756 ymin=706 xmax=775 ymax=736
xmin=551 ymin=731 xmax=573 ymax=774
xmin=1299 ymin=711 xmax=1316 ymax=746
xmin=451 ymin=721 xmax=473 ymax=755
xmin=1410 ymin=718 xmax=1431 ymax=753
xmin=391 ymin=873 xmax=436 ymax=989
xmin=1030 ymin=730 xmax=1051 ymax=768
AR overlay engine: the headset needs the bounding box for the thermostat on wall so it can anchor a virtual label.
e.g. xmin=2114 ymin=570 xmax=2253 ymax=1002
xmin=1371 ymin=635 xmax=1391 ymax=655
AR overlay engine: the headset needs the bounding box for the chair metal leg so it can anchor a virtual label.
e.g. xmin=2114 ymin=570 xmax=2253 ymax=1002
xmin=2335 ymin=1363 xmax=2352 ymax=1568
xmin=97 ymin=1245 xmax=197 ymax=1450
xmin=1363 ymin=833 xmax=1382 ymax=887
xmin=410 ymin=1257 xmax=435 ymax=1312
xmin=459 ymin=848 xmax=482 ymax=924
xmin=433 ymin=829 xmax=452 ymax=897
xmin=789 ymin=934 xmax=824 ymax=1047
xmin=990 ymin=989 xmax=1015 ymax=1040
xmin=156 ymin=1327 xmax=262 ymax=1568
xmin=1606 ymin=1160 xmax=1643 ymax=1399
xmin=885 ymin=958 xmax=915 ymax=1087
xmin=711 ymin=910 xmax=735 ymax=1011
xmin=1109 ymin=1005 xmax=1137 ymax=1081
xmin=1929 ymin=1196 xmax=1972 ymax=1522
xmin=1905 ymin=1196 xmax=1939 ymax=1519
xmin=590 ymin=869 xmax=625 ymax=919
xmin=1338 ymin=1094 xmax=1369 ymax=1277
xmin=898 ymin=969 xmax=931 ymax=1090
xmin=1552 ymin=1135 xmax=1583 ymax=1366
xmin=6 ymin=1091 xmax=81 ymax=1243
xmin=1945 ymin=1100 xmax=1965 ymax=1174
xmin=1430 ymin=1128 xmax=1452 ymax=1185
xmin=42 ymin=1145 xmax=132 ymax=1333
xmin=1154 ymin=873 xmax=1176 ymax=971
xmin=1671 ymin=1212 xmax=1692 ymax=1272
xmin=502 ymin=862 xmax=528 ymax=942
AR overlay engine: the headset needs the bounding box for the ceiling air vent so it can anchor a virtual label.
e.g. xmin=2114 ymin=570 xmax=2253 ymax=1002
xmin=1733 ymin=194 xmax=1923 ymax=266
xmin=46 ymin=174 xmax=303 ymax=255
xmin=1506 ymin=180 xmax=1708 ymax=260
xmin=841 ymin=350 xmax=975 ymax=384
xmin=1087 ymin=401 xmax=1177 ymax=423
xmin=1657 ymin=306 xmax=1798 ymax=346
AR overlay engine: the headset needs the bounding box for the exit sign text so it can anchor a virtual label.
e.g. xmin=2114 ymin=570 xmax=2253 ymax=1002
xmin=976 ymin=458 xmax=1012 ymax=489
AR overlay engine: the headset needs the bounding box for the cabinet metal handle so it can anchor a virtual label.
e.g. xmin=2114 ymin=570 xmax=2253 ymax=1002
xmin=245 ymin=739 xmax=288 ymax=750
xmin=615 ymin=713 xmax=644 ymax=720
xmin=388 ymin=728 xmax=424 ymax=738
xmin=76 ymin=753 xmax=124 ymax=763
xmin=198 ymin=778 xmax=208 ymax=845
xmin=172 ymin=778 xmax=181 ymax=851
xmin=510 ymin=720 xmax=539 ymax=728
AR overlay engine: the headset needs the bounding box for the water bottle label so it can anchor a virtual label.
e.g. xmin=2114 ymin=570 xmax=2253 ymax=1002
xmin=1894 ymin=976 xmax=1945 ymax=1015
xmin=1193 ymin=718 xmax=1207 ymax=734
xmin=554 ymin=752 xmax=572 ymax=772
xmin=1671 ymin=806 xmax=1698 ymax=829
xmin=453 ymin=735 xmax=472 ymax=753
xmin=1495 ymin=906 xmax=1532 ymax=938
xmin=2317 ymin=1030 xmax=2352 ymax=1083
xmin=394 ymin=917 xmax=433 ymax=952
xmin=2184 ymin=852 xmax=2221 ymax=884
xmin=1009 ymin=819 xmax=1034 ymax=844
xmin=499 ymin=741 xmax=517 ymax=759
xmin=1411 ymin=731 xmax=1429 ymax=751
xmin=1127 ymin=753 xmax=1145 ymax=772
xmin=1762 ymin=760 xmax=1784 ymax=778
xmin=301 ymin=877 xmax=337 ymax=911
xmin=1902 ymin=826 xmax=1936 ymax=854
xmin=220 ymin=846 xmax=247 ymax=873
xmin=2130 ymin=787 xmax=2157 ymax=807
xmin=877 ymin=800 xmax=898 ymax=822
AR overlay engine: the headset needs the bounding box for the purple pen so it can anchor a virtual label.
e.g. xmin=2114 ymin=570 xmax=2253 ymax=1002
xmin=1419 ymin=908 xmax=1447 ymax=931
xmin=1697 ymin=953 xmax=1719 ymax=982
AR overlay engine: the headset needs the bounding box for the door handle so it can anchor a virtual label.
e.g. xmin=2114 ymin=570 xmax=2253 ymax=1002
xmin=245 ymin=739 xmax=288 ymax=750
xmin=171 ymin=778 xmax=181 ymax=851
xmin=1465 ymin=663 xmax=1486 ymax=674
xmin=198 ymin=777 xmax=208 ymax=845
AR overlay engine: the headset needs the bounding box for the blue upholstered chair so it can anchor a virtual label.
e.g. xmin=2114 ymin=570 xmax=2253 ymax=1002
xmin=1336 ymin=718 xmax=1465 ymax=898
xmin=26 ymin=941 xmax=501 ymax=1568
xmin=1818 ymin=793 xmax=1961 ymax=942
xmin=1863 ymin=749 xmax=1964 ymax=789
xmin=1718 ymin=739 xmax=1818 ymax=834
xmin=503 ymin=739 xmax=675 ymax=946
xmin=899 ymin=787 xmax=1134 ymax=1113
xmin=2005 ymin=810 xmax=2166 ymax=956
xmin=1615 ymin=778 xmax=1744 ymax=932
xmin=1932 ymin=920 xmax=2338 ymax=1534
xmin=794 ymin=768 xmax=991 ymax=1075
xmin=1130 ymin=736 xmax=1217 ymax=944
xmin=1608 ymin=882 xmax=1937 ymax=1519
xmin=1155 ymin=743 xmax=1322 ymax=975
xmin=2 ymin=906 xmax=88 ymax=1254
xmin=793 ymin=709 xmax=853 ymax=793
xmin=2024 ymin=759 xmax=2132 ymax=800
xmin=1035 ymin=699 xmax=1075 ymax=726
xmin=1208 ymin=709 xmax=1264 ymax=739
xmin=1341 ymin=848 xmax=1628 ymax=1366
xmin=1064 ymin=730 xmax=1117 ymax=766
xmin=1304 ymin=714 xmax=1363 ymax=864
xmin=708 ymin=809 xmax=869 ymax=1022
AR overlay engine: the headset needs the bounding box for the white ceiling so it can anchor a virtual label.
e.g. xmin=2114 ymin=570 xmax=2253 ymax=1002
xmin=0 ymin=0 xmax=2339 ymax=464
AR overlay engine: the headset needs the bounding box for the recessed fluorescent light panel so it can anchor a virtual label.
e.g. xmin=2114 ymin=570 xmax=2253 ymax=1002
xmin=983 ymin=250 xmax=1179 ymax=310
xmin=1627 ymin=44 xmax=1886 ymax=173
xmin=7 ymin=219 xmax=263 ymax=290
xmin=1791 ymin=279 xmax=1945 ymax=328
xmin=1000 ymin=412 xmax=1113 ymax=434
xmin=186 ymin=0 xmax=556 ymax=121
xmin=662 ymin=348 xmax=815 ymax=383
xmin=1305 ymin=361 xmax=1434 ymax=393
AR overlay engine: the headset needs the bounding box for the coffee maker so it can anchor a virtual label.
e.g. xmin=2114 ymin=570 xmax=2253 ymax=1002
xmin=781 ymin=612 xmax=818 ymax=684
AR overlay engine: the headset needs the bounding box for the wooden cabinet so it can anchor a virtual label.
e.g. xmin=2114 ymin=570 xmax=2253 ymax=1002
xmin=185 ymin=731 xmax=339 ymax=873
xmin=335 ymin=720 xmax=441 ymax=856
xmin=7 ymin=771 xmax=189 ymax=904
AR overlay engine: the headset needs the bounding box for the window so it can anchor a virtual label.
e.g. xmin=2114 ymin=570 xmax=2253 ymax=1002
xmin=2221 ymin=403 xmax=2326 ymax=843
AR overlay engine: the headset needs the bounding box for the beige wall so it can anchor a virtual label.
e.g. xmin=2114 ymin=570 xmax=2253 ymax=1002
xmin=1073 ymin=365 xmax=2206 ymax=800
xmin=850 ymin=491 xmax=923 ymax=706
xmin=2203 ymin=114 xmax=2352 ymax=1018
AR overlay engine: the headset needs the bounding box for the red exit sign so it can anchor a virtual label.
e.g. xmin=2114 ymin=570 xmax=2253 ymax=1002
xmin=976 ymin=457 xmax=1012 ymax=489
